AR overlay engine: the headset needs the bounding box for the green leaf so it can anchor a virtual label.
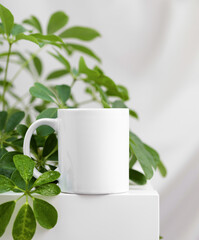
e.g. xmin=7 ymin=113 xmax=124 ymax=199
xmin=43 ymin=134 xmax=57 ymax=157
xmin=5 ymin=111 xmax=25 ymax=132
xmin=33 ymin=198 xmax=58 ymax=229
xmin=11 ymin=170 xmax=35 ymax=192
xmin=106 ymin=85 xmax=129 ymax=101
xmin=47 ymin=11 xmax=69 ymax=34
xmin=33 ymin=56 xmax=42 ymax=76
xmin=29 ymin=84 xmax=55 ymax=103
xmin=34 ymin=183 xmax=61 ymax=196
xmin=0 ymin=201 xmax=16 ymax=237
xmin=35 ymin=82 xmax=56 ymax=98
xmin=79 ymin=56 xmax=99 ymax=79
xmin=0 ymin=4 xmax=14 ymax=36
xmin=66 ymin=43 xmax=101 ymax=62
xmin=33 ymin=171 xmax=60 ymax=187
xmin=144 ymin=144 xmax=160 ymax=169
xmin=129 ymin=169 xmax=147 ymax=185
xmin=11 ymin=170 xmax=25 ymax=192
xmin=60 ymin=26 xmax=100 ymax=41
xmin=15 ymin=33 xmax=40 ymax=46
xmin=0 ymin=148 xmax=7 ymax=159
xmin=16 ymin=124 xmax=28 ymax=137
xmin=112 ymin=100 xmax=126 ymax=108
xmin=0 ymin=23 xmax=4 ymax=34
xmin=102 ymin=100 xmax=111 ymax=108
xmin=0 ymin=111 xmax=7 ymax=130
xmin=129 ymin=154 xmax=137 ymax=169
xmin=157 ymin=160 xmax=167 ymax=177
xmin=46 ymin=69 xmax=69 ymax=80
xmin=13 ymin=155 xmax=35 ymax=183
xmin=36 ymin=108 xmax=57 ymax=136
xmin=129 ymin=132 xmax=154 ymax=179
xmin=48 ymin=50 xmax=70 ymax=70
xmin=0 ymin=151 xmax=20 ymax=174
xmin=23 ymin=15 xmax=42 ymax=33
xmin=11 ymin=24 xmax=27 ymax=36
xmin=12 ymin=203 xmax=36 ymax=240
xmin=0 ymin=175 xmax=15 ymax=193
xmin=56 ymin=84 xmax=70 ymax=104
xmin=31 ymin=33 xmax=63 ymax=44
xmin=129 ymin=109 xmax=138 ymax=119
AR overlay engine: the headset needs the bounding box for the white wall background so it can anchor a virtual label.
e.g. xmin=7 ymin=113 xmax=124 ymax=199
xmin=1 ymin=0 xmax=199 ymax=239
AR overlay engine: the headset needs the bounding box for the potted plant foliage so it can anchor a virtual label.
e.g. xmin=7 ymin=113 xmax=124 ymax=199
xmin=0 ymin=4 xmax=166 ymax=240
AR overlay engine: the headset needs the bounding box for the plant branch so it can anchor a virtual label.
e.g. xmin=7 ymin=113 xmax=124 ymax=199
xmin=2 ymin=42 xmax=12 ymax=110
xmin=10 ymin=46 xmax=45 ymax=84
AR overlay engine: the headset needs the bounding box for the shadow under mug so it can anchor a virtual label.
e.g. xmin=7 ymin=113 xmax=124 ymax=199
xmin=23 ymin=109 xmax=129 ymax=194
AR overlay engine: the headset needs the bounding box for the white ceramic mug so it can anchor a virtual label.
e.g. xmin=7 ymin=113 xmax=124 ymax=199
xmin=23 ymin=109 xmax=129 ymax=194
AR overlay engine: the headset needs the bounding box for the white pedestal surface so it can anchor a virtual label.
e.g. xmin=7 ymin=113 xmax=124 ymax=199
xmin=0 ymin=185 xmax=159 ymax=240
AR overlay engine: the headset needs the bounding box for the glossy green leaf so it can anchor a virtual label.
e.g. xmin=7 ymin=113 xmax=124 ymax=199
xmin=157 ymin=160 xmax=167 ymax=177
xmin=11 ymin=170 xmax=25 ymax=192
xmin=129 ymin=132 xmax=154 ymax=179
xmin=23 ymin=15 xmax=42 ymax=33
xmin=5 ymin=111 xmax=24 ymax=132
xmin=12 ymin=203 xmax=36 ymax=240
xmin=56 ymin=84 xmax=70 ymax=104
xmin=0 ymin=4 xmax=14 ymax=36
xmin=11 ymin=170 xmax=35 ymax=192
xmin=46 ymin=69 xmax=69 ymax=80
xmin=16 ymin=124 xmax=28 ymax=137
xmin=0 ymin=201 xmax=16 ymax=237
xmin=48 ymin=50 xmax=70 ymax=70
xmin=11 ymin=24 xmax=27 ymax=36
xmin=33 ymin=198 xmax=58 ymax=229
xmin=34 ymin=183 xmax=61 ymax=196
xmin=0 ymin=151 xmax=20 ymax=173
xmin=13 ymin=155 xmax=35 ymax=183
xmin=0 ymin=148 xmax=7 ymax=159
xmin=129 ymin=169 xmax=147 ymax=185
xmin=33 ymin=56 xmax=42 ymax=76
xmin=0 ymin=175 xmax=15 ymax=193
xmin=33 ymin=171 xmax=60 ymax=187
xmin=66 ymin=43 xmax=101 ymax=62
xmin=47 ymin=11 xmax=69 ymax=34
xmin=43 ymin=134 xmax=57 ymax=157
xmin=36 ymin=108 xmax=57 ymax=136
xmin=60 ymin=26 xmax=100 ymax=41
xmin=0 ymin=111 xmax=7 ymax=130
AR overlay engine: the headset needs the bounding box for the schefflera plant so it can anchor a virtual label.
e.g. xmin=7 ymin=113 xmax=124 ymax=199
xmin=0 ymin=155 xmax=60 ymax=240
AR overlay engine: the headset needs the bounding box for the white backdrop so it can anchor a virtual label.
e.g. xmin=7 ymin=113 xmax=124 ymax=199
xmin=1 ymin=0 xmax=199 ymax=239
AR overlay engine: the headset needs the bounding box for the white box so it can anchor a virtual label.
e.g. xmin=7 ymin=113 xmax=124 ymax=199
xmin=0 ymin=185 xmax=159 ymax=240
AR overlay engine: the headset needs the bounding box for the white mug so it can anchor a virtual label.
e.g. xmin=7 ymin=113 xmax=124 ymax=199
xmin=23 ymin=109 xmax=129 ymax=194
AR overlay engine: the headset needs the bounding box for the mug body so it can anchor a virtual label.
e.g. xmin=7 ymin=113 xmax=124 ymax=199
xmin=57 ymin=108 xmax=129 ymax=194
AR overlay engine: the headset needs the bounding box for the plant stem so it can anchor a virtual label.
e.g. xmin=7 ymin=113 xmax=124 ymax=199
xmin=10 ymin=46 xmax=44 ymax=84
xmin=71 ymin=78 xmax=77 ymax=88
xmin=74 ymin=99 xmax=94 ymax=107
xmin=2 ymin=42 xmax=12 ymax=110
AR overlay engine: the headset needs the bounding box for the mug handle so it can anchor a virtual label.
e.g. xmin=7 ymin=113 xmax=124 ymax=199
xmin=23 ymin=118 xmax=58 ymax=179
